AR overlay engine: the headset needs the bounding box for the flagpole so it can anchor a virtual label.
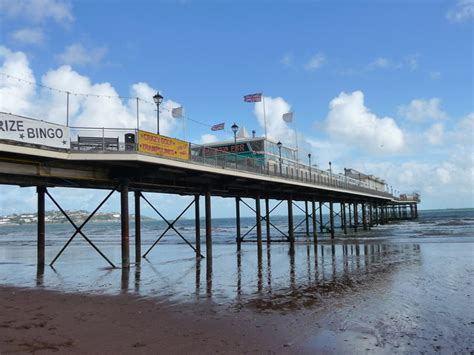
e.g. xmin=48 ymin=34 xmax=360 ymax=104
xmin=262 ymin=92 xmax=268 ymax=139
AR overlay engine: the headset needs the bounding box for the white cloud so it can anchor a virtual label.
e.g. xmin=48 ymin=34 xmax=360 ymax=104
xmin=405 ymin=55 xmax=420 ymax=71
xmin=447 ymin=0 xmax=474 ymax=22
xmin=0 ymin=46 xmax=180 ymax=135
xmin=430 ymin=71 xmax=441 ymax=80
xmin=398 ymin=98 xmax=448 ymax=122
xmin=304 ymin=52 xmax=326 ymax=71
xmin=0 ymin=0 xmax=73 ymax=25
xmin=200 ymin=134 xmax=218 ymax=144
xmin=368 ymin=57 xmax=401 ymax=70
xmin=425 ymin=123 xmax=444 ymax=145
xmin=325 ymin=91 xmax=405 ymax=154
xmin=57 ymin=43 xmax=108 ymax=66
xmin=253 ymin=95 xmax=296 ymax=145
xmin=0 ymin=46 xmax=36 ymax=115
xmin=11 ymin=28 xmax=44 ymax=45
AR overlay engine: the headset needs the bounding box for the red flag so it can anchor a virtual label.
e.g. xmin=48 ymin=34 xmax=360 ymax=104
xmin=211 ymin=122 xmax=225 ymax=131
xmin=244 ymin=93 xmax=262 ymax=102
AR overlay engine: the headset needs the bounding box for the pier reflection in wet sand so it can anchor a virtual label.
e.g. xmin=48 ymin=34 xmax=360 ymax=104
xmin=29 ymin=241 xmax=421 ymax=306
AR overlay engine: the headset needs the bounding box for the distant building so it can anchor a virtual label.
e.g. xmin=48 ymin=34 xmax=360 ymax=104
xmin=344 ymin=168 xmax=387 ymax=191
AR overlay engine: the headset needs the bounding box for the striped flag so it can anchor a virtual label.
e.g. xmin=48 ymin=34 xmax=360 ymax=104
xmin=211 ymin=122 xmax=225 ymax=131
xmin=244 ymin=93 xmax=262 ymax=102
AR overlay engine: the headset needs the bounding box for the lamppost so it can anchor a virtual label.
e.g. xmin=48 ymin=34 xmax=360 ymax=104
xmin=153 ymin=92 xmax=163 ymax=135
xmin=308 ymin=153 xmax=312 ymax=182
xmin=231 ymin=123 xmax=239 ymax=168
xmin=329 ymin=161 xmax=332 ymax=184
xmin=277 ymin=141 xmax=283 ymax=176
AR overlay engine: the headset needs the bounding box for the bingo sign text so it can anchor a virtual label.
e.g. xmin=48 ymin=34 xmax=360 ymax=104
xmin=138 ymin=130 xmax=190 ymax=160
xmin=0 ymin=112 xmax=69 ymax=149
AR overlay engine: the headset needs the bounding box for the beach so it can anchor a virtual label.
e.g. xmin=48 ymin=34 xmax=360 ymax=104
xmin=0 ymin=209 xmax=473 ymax=353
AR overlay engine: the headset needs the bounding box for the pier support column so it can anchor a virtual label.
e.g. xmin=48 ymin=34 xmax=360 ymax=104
xmin=205 ymin=191 xmax=212 ymax=260
xmin=375 ymin=204 xmax=379 ymax=226
xmin=348 ymin=203 xmax=353 ymax=228
xmin=256 ymin=194 xmax=262 ymax=254
xmin=354 ymin=203 xmax=358 ymax=232
xmin=235 ymin=197 xmax=241 ymax=251
xmin=37 ymin=186 xmax=46 ymax=266
xmin=288 ymin=197 xmax=294 ymax=243
xmin=312 ymin=199 xmax=317 ymax=243
xmin=120 ymin=181 xmax=130 ymax=269
xmin=305 ymin=201 xmax=310 ymax=238
xmin=319 ymin=201 xmax=324 ymax=233
xmin=414 ymin=203 xmax=418 ymax=219
xmin=340 ymin=203 xmax=344 ymax=230
xmin=369 ymin=204 xmax=373 ymax=229
xmin=329 ymin=201 xmax=335 ymax=239
xmin=265 ymin=198 xmax=271 ymax=244
xmin=342 ymin=203 xmax=348 ymax=235
xmin=362 ymin=203 xmax=367 ymax=231
xmin=134 ymin=191 xmax=141 ymax=264
xmin=195 ymin=194 xmax=201 ymax=257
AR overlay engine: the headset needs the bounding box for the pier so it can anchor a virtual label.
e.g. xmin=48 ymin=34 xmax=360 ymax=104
xmin=0 ymin=112 xmax=420 ymax=269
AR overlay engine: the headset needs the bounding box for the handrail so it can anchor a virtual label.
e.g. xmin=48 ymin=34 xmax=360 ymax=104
xmin=64 ymin=127 xmax=394 ymax=199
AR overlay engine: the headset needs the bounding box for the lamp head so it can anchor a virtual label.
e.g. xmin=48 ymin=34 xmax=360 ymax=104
xmin=277 ymin=141 xmax=282 ymax=149
xmin=153 ymin=92 xmax=164 ymax=105
xmin=231 ymin=122 xmax=239 ymax=134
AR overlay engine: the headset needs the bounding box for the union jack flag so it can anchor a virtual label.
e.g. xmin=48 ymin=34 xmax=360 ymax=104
xmin=211 ymin=122 xmax=225 ymax=131
xmin=244 ymin=93 xmax=262 ymax=102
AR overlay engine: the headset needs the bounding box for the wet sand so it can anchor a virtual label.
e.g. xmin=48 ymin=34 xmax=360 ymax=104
xmin=1 ymin=240 xmax=473 ymax=354
xmin=0 ymin=286 xmax=294 ymax=354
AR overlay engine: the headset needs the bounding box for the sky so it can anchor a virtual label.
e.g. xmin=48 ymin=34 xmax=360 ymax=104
xmin=0 ymin=0 xmax=473 ymax=218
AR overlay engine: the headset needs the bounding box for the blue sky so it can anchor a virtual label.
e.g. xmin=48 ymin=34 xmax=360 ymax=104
xmin=0 ymin=0 xmax=473 ymax=216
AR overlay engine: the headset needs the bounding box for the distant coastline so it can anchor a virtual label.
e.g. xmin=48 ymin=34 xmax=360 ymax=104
xmin=0 ymin=210 xmax=156 ymax=226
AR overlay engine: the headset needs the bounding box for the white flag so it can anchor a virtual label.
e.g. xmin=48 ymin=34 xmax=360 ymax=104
xmin=282 ymin=112 xmax=293 ymax=123
xmin=172 ymin=106 xmax=183 ymax=118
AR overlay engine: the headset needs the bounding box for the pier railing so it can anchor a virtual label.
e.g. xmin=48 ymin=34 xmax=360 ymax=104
xmin=65 ymin=127 xmax=393 ymax=199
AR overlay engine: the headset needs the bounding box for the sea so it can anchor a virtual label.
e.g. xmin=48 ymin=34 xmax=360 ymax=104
xmin=0 ymin=208 xmax=473 ymax=352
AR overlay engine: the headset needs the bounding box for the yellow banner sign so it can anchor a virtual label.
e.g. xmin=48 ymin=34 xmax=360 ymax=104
xmin=138 ymin=130 xmax=189 ymax=161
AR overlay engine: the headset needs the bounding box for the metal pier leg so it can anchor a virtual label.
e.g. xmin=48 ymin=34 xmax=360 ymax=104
xmin=121 ymin=182 xmax=130 ymax=269
xmin=319 ymin=201 xmax=324 ymax=233
xmin=305 ymin=201 xmax=310 ymax=238
xmin=354 ymin=203 xmax=358 ymax=232
xmin=312 ymin=199 xmax=317 ymax=244
xmin=375 ymin=204 xmax=379 ymax=225
xmin=343 ymin=203 xmax=348 ymax=235
xmin=288 ymin=197 xmax=294 ymax=243
xmin=134 ymin=191 xmax=141 ymax=264
xmin=329 ymin=201 xmax=335 ymax=239
xmin=256 ymin=194 xmax=262 ymax=254
xmin=195 ymin=194 xmax=201 ymax=257
xmin=348 ymin=203 xmax=353 ymax=228
xmin=340 ymin=203 xmax=344 ymax=230
xmin=265 ymin=198 xmax=271 ymax=244
xmin=415 ymin=203 xmax=418 ymax=218
xmin=362 ymin=203 xmax=367 ymax=231
xmin=205 ymin=191 xmax=212 ymax=260
xmin=236 ymin=197 xmax=241 ymax=251
xmin=37 ymin=186 xmax=46 ymax=266
xmin=369 ymin=204 xmax=373 ymax=229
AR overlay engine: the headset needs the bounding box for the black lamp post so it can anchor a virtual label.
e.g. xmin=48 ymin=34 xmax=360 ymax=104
xmin=329 ymin=161 xmax=332 ymax=184
xmin=231 ymin=123 xmax=239 ymax=168
xmin=308 ymin=153 xmax=312 ymax=182
xmin=277 ymin=141 xmax=283 ymax=176
xmin=153 ymin=92 xmax=164 ymax=135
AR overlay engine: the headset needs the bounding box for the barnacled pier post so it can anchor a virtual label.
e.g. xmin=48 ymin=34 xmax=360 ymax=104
xmin=194 ymin=194 xmax=201 ymax=257
xmin=134 ymin=191 xmax=141 ymax=264
xmin=120 ymin=181 xmax=130 ymax=268
xmin=37 ymin=186 xmax=46 ymax=266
